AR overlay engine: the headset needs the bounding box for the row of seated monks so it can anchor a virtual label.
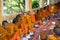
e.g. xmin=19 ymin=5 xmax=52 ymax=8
xmin=39 ymin=2 xmax=60 ymax=40
xmin=0 ymin=2 xmax=60 ymax=40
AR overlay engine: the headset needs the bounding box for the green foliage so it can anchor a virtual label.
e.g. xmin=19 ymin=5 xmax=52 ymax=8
xmin=32 ymin=0 xmax=39 ymax=8
xmin=3 ymin=0 xmax=48 ymax=14
xmin=3 ymin=0 xmax=25 ymax=14
xmin=4 ymin=0 xmax=40 ymax=14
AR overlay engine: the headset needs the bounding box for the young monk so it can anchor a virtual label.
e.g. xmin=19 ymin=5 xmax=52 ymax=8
xmin=10 ymin=15 xmax=22 ymax=40
xmin=1 ymin=20 xmax=9 ymax=40
xmin=24 ymin=12 xmax=34 ymax=32
xmin=30 ymin=11 xmax=36 ymax=24
xmin=35 ymin=9 xmax=43 ymax=25
xmin=21 ymin=13 xmax=29 ymax=35
xmin=48 ymin=26 xmax=60 ymax=40
xmin=42 ymin=9 xmax=48 ymax=19
xmin=2 ymin=14 xmax=21 ymax=40
xmin=48 ymin=5 xmax=57 ymax=15
xmin=2 ymin=19 xmax=18 ymax=40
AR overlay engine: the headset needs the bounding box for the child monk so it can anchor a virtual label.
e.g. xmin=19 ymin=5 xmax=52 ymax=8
xmin=10 ymin=15 xmax=22 ymax=40
xmin=30 ymin=11 xmax=36 ymax=24
xmin=42 ymin=9 xmax=48 ymax=19
xmin=48 ymin=5 xmax=57 ymax=16
xmin=3 ymin=14 xmax=21 ymax=40
xmin=1 ymin=20 xmax=9 ymax=40
xmin=0 ymin=25 xmax=8 ymax=40
xmin=24 ymin=12 xmax=34 ymax=32
xmin=21 ymin=13 xmax=29 ymax=35
xmin=35 ymin=10 xmax=43 ymax=25
xmin=2 ymin=20 xmax=18 ymax=40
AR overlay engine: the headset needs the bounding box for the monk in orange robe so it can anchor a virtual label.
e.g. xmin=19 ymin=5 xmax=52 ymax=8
xmin=25 ymin=13 xmax=34 ymax=32
xmin=30 ymin=11 xmax=36 ymax=23
xmin=21 ymin=12 xmax=34 ymax=33
xmin=12 ymin=17 xmax=24 ymax=36
xmin=9 ymin=17 xmax=22 ymax=40
xmin=42 ymin=9 xmax=48 ymax=19
xmin=1 ymin=20 xmax=18 ymax=40
xmin=35 ymin=10 xmax=43 ymax=25
xmin=48 ymin=5 xmax=57 ymax=16
xmin=21 ymin=14 xmax=29 ymax=35
xmin=1 ymin=20 xmax=9 ymax=40
xmin=13 ymin=14 xmax=28 ymax=36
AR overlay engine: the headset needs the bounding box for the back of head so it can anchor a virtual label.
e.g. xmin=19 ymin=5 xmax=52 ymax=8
xmin=2 ymin=20 xmax=8 ymax=26
xmin=16 ymin=14 xmax=21 ymax=19
xmin=12 ymin=18 xmax=18 ymax=24
xmin=2 ymin=20 xmax=8 ymax=28
xmin=53 ymin=26 xmax=60 ymax=37
xmin=57 ymin=18 xmax=60 ymax=21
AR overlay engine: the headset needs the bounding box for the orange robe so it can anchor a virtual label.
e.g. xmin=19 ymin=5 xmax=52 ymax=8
xmin=19 ymin=28 xmax=24 ymax=36
xmin=6 ymin=23 xmax=20 ymax=39
xmin=21 ymin=16 xmax=27 ymax=24
xmin=48 ymin=35 xmax=60 ymax=40
xmin=8 ymin=23 xmax=22 ymax=40
xmin=42 ymin=10 xmax=48 ymax=18
xmin=35 ymin=11 xmax=43 ymax=25
xmin=39 ymin=12 xmax=43 ymax=19
xmin=0 ymin=26 xmax=8 ymax=40
xmin=21 ymin=22 xmax=28 ymax=35
xmin=7 ymin=23 xmax=15 ymax=37
xmin=48 ymin=6 xmax=57 ymax=14
xmin=40 ymin=33 xmax=47 ymax=40
xmin=26 ymin=15 xmax=34 ymax=32
xmin=21 ymin=16 xmax=29 ymax=35
xmin=9 ymin=32 xmax=21 ymax=40
xmin=13 ymin=21 xmax=24 ymax=36
xmin=30 ymin=14 xmax=36 ymax=23
xmin=37 ymin=19 xmax=43 ymax=25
